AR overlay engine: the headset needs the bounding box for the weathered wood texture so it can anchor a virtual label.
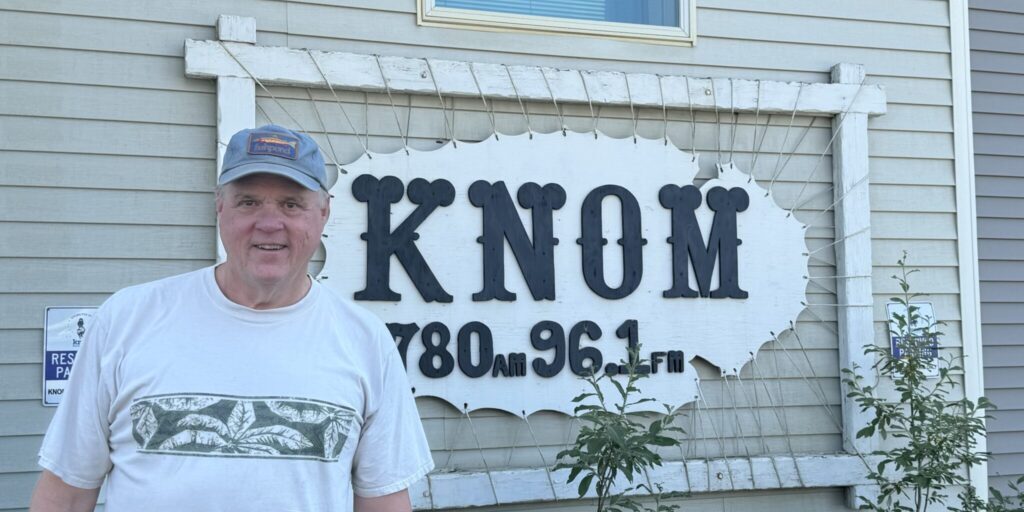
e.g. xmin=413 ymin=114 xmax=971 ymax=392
xmin=970 ymin=0 xmax=1024 ymax=495
xmin=0 ymin=1 xmax=966 ymax=510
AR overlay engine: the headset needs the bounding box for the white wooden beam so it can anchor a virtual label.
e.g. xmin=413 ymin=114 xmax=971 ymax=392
xmin=830 ymin=63 xmax=879 ymax=509
xmin=212 ymin=20 xmax=256 ymax=262
xmin=949 ymin=0 xmax=988 ymax=499
xmin=409 ymin=454 xmax=878 ymax=509
xmin=216 ymin=15 xmax=257 ymax=44
xmin=185 ymin=39 xmax=887 ymax=116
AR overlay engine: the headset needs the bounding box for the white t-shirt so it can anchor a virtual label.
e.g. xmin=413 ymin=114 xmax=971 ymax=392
xmin=39 ymin=266 xmax=434 ymax=511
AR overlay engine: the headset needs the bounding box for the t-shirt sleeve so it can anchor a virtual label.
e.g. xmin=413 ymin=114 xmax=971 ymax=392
xmin=351 ymin=324 xmax=434 ymax=498
xmin=38 ymin=311 xmax=115 ymax=489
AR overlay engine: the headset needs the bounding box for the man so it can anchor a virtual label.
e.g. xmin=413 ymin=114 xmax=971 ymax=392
xmin=30 ymin=125 xmax=434 ymax=512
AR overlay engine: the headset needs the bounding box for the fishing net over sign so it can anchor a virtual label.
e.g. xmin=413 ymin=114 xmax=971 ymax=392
xmin=321 ymin=131 xmax=807 ymax=415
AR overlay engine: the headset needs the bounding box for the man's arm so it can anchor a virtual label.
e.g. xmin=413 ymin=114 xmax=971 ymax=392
xmin=354 ymin=489 xmax=412 ymax=512
xmin=29 ymin=470 xmax=100 ymax=512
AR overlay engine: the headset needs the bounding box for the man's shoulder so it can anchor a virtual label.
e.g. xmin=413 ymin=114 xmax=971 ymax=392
xmin=315 ymin=282 xmax=391 ymax=339
xmin=103 ymin=267 xmax=208 ymax=311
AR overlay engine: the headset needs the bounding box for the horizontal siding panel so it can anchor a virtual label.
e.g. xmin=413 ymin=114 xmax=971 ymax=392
xmin=0 ymin=436 xmax=42 ymax=473
xmin=981 ymin=303 xmax=1024 ymax=325
xmin=971 ymin=1 xmax=1024 ymax=14
xmin=0 ymin=330 xmax=40 ymax=364
xmin=978 ymin=197 xmax=1024 ymax=219
xmin=0 ymin=365 xmax=40 ymax=400
xmin=872 ymin=212 xmax=958 ymax=240
xmin=0 ymin=473 xmax=38 ymax=510
xmin=976 ymin=176 xmax=1024 ymax=197
xmin=968 ymin=29 xmax=1024 ymax=53
xmin=873 ymin=267 xmax=961 ymax=295
xmin=990 ymin=453 xmax=1024 ymax=477
xmin=870 ymin=104 xmax=952 ymax=133
xmin=870 ymin=184 xmax=956 ymax=213
xmin=0 ymin=0 xmax=287 ymax=31
xmin=970 ymin=8 xmax=1024 ymax=33
xmin=978 ymin=218 xmax=1024 ymax=240
xmin=698 ymin=9 xmax=950 ymax=52
xmin=979 ymin=239 xmax=1024 ymax=259
xmin=0 ymin=45 xmax=211 ymax=92
xmin=0 ymin=223 xmax=216 ymax=259
xmin=973 ymin=113 xmax=1024 ymax=136
xmin=989 ymin=431 xmax=1024 ymax=454
xmin=989 ymin=410 xmax=1024 ymax=433
xmin=982 ymin=326 xmax=1024 ymax=347
xmin=0 ymin=117 xmax=214 ymax=158
xmin=980 ymin=281 xmax=1024 ymax=302
xmin=878 ymin=77 xmax=952 ymax=107
xmin=985 ymin=366 xmax=1024 ymax=390
xmin=976 ymin=155 xmax=1024 ymax=177
xmin=284 ymin=0 xmax=953 ymax=27
xmin=0 ymin=401 xmax=55 ymax=437
xmin=984 ymin=324 xmax=1024 ymax=345
xmin=985 ymin=388 xmax=1024 ymax=410
xmin=974 ymin=91 xmax=1024 ymax=116
xmin=0 ymin=187 xmax=214 ymax=225
xmin=0 ymin=259 xmax=208 ymax=293
xmin=868 ymin=131 xmax=954 ymax=159
xmin=1 ymin=294 xmax=112 ymax=330
xmin=872 ymin=239 xmax=959 ymax=267
xmin=0 ymin=81 xmax=216 ymax=126
xmin=0 ymin=151 xmax=215 ymax=193
xmin=872 ymin=158 xmax=955 ymax=186
xmin=981 ymin=260 xmax=1024 ymax=282
xmin=983 ymin=345 xmax=1024 ymax=368
xmin=976 ymin=134 xmax=1024 ymax=157
xmin=0 ymin=10 xmax=213 ymax=58
xmin=972 ymin=70 xmax=1024 ymax=95
xmin=284 ymin=6 xmax=955 ymax=79
xmin=706 ymin=0 xmax=949 ymax=25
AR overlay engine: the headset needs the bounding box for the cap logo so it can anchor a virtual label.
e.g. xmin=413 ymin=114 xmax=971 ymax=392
xmin=247 ymin=133 xmax=299 ymax=160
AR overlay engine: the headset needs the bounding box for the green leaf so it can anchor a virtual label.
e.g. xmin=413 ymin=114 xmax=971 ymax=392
xmin=578 ymin=474 xmax=594 ymax=497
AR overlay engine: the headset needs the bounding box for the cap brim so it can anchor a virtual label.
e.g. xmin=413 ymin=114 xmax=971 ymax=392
xmin=218 ymin=162 xmax=321 ymax=191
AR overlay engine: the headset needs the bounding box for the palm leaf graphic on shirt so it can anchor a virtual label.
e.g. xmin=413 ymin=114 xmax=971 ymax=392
xmin=154 ymin=396 xmax=220 ymax=412
xmin=267 ymin=401 xmax=355 ymax=458
xmin=166 ymin=400 xmax=312 ymax=455
xmin=129 ymin=402 xmax=159 ymax=449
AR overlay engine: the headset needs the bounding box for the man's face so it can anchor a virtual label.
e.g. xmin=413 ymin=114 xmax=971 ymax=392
xmin=216 ymin=173 xmax=329 ymax=291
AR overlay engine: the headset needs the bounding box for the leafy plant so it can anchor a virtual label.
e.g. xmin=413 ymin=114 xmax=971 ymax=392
xmin=555 ymin=346 xmax=685 ymax=512
xmin=988 ymin=476 xmax=1024 ymax=512
xmin=843 ymin=253 xmax=992 ymax=512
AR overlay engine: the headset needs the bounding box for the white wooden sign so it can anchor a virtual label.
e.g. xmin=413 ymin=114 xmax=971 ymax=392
xmin=322 ymin=132 xmax=807 ymax=415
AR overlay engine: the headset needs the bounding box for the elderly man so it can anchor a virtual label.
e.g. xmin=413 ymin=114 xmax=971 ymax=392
xmin=30 ymin=125 xmax=433 ymax=512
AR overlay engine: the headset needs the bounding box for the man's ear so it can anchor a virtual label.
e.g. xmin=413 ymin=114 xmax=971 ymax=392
xmin=321 ymin=198 xmax=331 ymax=224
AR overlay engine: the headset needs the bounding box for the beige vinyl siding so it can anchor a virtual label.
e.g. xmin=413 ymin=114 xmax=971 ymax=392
xmin=0 ymin=0 xmax=965 ymax=509
xmin=970 ymin=0 xmax=1024 ymax=494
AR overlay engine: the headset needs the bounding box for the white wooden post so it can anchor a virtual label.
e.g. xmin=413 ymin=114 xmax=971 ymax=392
xmin=213 ymin=16 xmax=256 ymax=262
xmin=830 ymin=63 xmax=879 ymax=508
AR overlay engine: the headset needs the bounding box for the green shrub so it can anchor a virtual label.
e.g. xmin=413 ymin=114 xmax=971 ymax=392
xmin=556 ymin=346 xmax=685 ymax=512
xmin=843 ymin=253 xmax=991 ymax=511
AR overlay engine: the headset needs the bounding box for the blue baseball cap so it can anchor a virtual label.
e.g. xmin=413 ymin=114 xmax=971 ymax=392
xmin=219 ymin=125 xmax=327 ymax=191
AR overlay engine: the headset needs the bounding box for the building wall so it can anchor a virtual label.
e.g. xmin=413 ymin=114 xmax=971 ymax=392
xmin=969 ymin=0 xmax=1024 ymax=494
xmin=0 ymin=0 xmax=969 ymax=510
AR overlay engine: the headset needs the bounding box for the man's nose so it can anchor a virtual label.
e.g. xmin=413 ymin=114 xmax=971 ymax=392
xmin=253 ymin=207 xmax=286 ymax=231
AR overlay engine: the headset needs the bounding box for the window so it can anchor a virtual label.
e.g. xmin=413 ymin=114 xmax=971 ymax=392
xmin=418 ymin=0 xmax=694 ymax=45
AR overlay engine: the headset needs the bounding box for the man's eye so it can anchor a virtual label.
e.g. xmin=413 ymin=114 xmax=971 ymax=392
xmin=285 ymin=202 xmax=300 ymax=209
